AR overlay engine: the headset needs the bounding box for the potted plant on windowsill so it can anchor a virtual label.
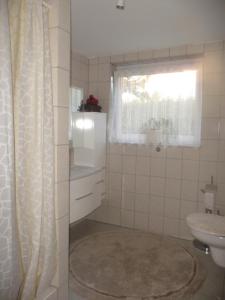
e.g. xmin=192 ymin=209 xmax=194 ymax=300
xmin=78 ymin=94 xmax=102 ymax=112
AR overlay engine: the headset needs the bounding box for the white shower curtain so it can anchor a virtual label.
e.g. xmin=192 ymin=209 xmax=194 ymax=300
xmin=0 ymin=0 xmax=56 ymax=299
xmin=0 ymin=1 xmax=21 ymax=299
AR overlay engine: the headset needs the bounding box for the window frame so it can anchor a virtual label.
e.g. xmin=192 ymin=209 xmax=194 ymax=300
xmin=109 ymin=58 xmax=202 ymax=147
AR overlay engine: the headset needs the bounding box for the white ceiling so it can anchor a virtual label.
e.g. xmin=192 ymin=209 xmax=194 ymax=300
xmin=71 ymin=0 xmax=225 ymax=58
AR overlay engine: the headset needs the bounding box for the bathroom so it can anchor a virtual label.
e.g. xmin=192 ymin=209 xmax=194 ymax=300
xmin=1 ymin=0 xmax=225 ymax=299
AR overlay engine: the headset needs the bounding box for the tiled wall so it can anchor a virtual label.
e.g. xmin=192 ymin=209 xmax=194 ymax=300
xmin=85 ymin=41 xmax=225 ymax=240
xmin=48 ymin=0 xmax=70 ymax=299
xmin=71 ymin=52 xmax=89 ymax=99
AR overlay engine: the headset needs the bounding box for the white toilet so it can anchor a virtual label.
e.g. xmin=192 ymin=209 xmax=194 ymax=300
xmin=186 ymin=213 xmax=225 ymax=268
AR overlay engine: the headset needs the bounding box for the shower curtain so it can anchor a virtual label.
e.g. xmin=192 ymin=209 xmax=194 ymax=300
xmin=0 ymin=0 xmax=56 ymax=299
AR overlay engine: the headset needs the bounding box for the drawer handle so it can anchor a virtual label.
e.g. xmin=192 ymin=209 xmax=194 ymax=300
xmin=75 ymin=192 xmax=93 ymax=201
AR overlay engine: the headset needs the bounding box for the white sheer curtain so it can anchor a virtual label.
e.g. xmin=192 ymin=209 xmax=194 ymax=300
xmin=0 ymin=1 xmax=56 ymax=299
xmin=0 ymin=1 xmax=21 ymax=299
xmin=108 ymin=59 xmax=202 ymax=147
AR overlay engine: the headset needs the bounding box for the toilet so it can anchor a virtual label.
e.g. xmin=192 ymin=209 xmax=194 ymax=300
xmin=186 ymin=213 xmax=225 ymax=268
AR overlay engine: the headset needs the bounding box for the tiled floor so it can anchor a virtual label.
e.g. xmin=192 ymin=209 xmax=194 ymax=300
xmin=69 ymin=220 xmax=225 ymax=300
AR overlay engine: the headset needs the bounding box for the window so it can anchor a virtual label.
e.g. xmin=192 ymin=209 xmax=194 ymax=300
xmin=69 ymin=86 xmax=84 ymax=141
xmin=108 ymin=59 xmax=202 ymax=147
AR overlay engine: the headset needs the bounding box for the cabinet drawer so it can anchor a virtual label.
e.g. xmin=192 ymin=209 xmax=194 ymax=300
xmin=70 ymin=192 xmax=101 ymax=224
xmin=70 ymin=173 xmax=97 ymax=199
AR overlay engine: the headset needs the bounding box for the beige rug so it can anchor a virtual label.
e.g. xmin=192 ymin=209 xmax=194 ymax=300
xmin=70 ymin=231 xmax=206 ymax=300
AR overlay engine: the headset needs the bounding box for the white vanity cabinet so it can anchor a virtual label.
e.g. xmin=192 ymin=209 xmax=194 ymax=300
xmin=71 ymin=112 xmax=106 ymax=168
xmin=69 ymin=112 xmax=106 ymax=224
xmin=70 ymin=167 xmax=105 ymax=223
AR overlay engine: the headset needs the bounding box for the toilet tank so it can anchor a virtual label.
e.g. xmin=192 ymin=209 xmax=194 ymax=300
xmin=71 ymin=112 xmax=106 ymax=168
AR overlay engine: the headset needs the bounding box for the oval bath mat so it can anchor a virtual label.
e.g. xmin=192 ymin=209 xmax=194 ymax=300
xmin=70 ymin=231 xmax=206 ymax=300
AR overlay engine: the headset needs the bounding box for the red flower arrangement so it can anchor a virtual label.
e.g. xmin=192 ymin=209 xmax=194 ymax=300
xmin=78 ymin=95 xmax=102 ymax=112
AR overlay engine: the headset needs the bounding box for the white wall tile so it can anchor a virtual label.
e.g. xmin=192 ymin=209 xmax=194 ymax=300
xmin=89 ymin=64 xmax=98 ymax=82
xmin=99 ymin=56 xmax=111 ymax=64
xmin=109 ymin=154 xmax=122 ymax=173
xmin=164 ymin=218 xmax=180 ymax=238
xmin=219 ymin=118 xmax=225 ymax=139
xmin=121 ymin=210 xmax=134 ymax=228
xmin=110 ymin=143 xmax=123 ymax=155
xmin=181 ymin=180 xmax=198 ymax=202
xmin=165 ymin=179 xmax=181 ymax=199
xmin=52 ymin=249 xmax=68 ymax=287
xmin=49 ymin=0 xmax=70 ymax=32
xmin=56 ymin=216 xmax=69 ymax=254
xmin=150 ymin=177 xmax=165 ymax=197
xmin=170 ymin=45 xmax=187 ymax=57
xmin=137 ymin=145 xmax=151 ymax=156
xmin=94 ymin=205 xmax=109 ymax=223
xmin=52 ymin=68 xmax=69 ymax=107
xmin=50 ymin=0 xmax=70 ymax=295
xmin=124 ymin=52 xmax=138 ymax=62
xmin=88 ymin=82 xmax=98 ymax=97
xmin=109 ymin=172 xmax=122 ymax=190
xmin=179 ymin=221 xmax=193 ymax=240
xmin=123 ymin=174 xmax=135 ymax=192
xmin=136 ymin=175 xmax=150 ymax=194
xmin=149 ymin=215 xmax=164 ymax=234
xmin=199 ymin=140 xmax=218 ymax=161
xmin=183 ymin=147 xmax=199 ymax=160
xmin=107 ymin=207 xmax=121 ymax=225
xmin=110 ymin=54 xmax=124 ymax=63
xmin=180 ymin=200 xmax=197 ymax=220
xmin=109 ymin=189 xmax=122 ymax=208
xmin=165 ymin=197 xmax=180 ymax=218
xmin=98 ymin=82 xmax=111 ymax=100
xmin=202 ymin=118 xmax=219 ymax=139
xmin=220 ymin=98 xmax=225 ymax=118
xmin=123 ymin=144 xmax=137 ymax=155
xmin=182 ymin=160 xmax=199 ymax=180
xmin=138 ymin=50 xmax=153 ymax=61
xmin=123 ymin=155 xmax=136 ymax=174
xmin=50 ymin=28 xmax=70 ymax=70
xmin=153 ymin=48 xmax=169 ymax=58
xmin=121 ymin=192 xmax=135 ymax=211
xmin=204 ymin=41 xmax=224 ymax=52
xmin=134 ymin=212 xmax=148 ymax=231
xmin=217 ymin=162 xmax=225 ymax=183
xmin=202 ymin=95 xmax=221 ymax=118
xmin=98 ymin=64 xmax=111 ymax=82
xmin=136 ymin=157 xmax=150 ymax=176
xmin=151 ymin=147 xmax=166 ymax=158
xmin=54 ymin=107 xmax=69 ymax=145
xmin=135 ymin=193 xmax=149 ymax=212
xmin=199 ymin=161 xmax=217 ymax=182
xmin=89 ymin=57 xmax=98 ymax=65
xmin=166 ymin=159 xmax=182 ymax=179
xmin=203 ymin=72 xmax=224 ymax=95
xmin=187 ymin=44 xmax=204 ymax=55
xmin=166 ymin=147 xmax=182 ymax=159
xmin=150 ymin=158 xmax=166 ymax=177
xmin=149 ymin=196 xmax=164 ymax=216
xmin=55 ymin=181 xmax=69 ymax=219
xmin=55 ymin=145 xmax=69 ymax=183
xmin=204 ymin=51 xmax=225 ymax=73
xmin=218 ymin=141 xmax=225 ymax=161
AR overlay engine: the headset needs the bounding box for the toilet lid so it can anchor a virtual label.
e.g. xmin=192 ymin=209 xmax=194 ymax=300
xmin=187 ymin=213 xmax=225 ymax=237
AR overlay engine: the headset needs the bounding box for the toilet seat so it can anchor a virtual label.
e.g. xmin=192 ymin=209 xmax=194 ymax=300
xmin=187 ymin=213 xmax=225 ymax=237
